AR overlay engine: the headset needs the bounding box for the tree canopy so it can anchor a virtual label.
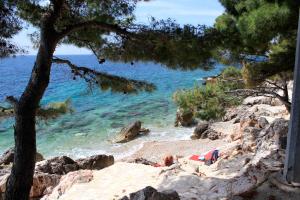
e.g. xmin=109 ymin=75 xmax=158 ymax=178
xmin=1 ymin=1 xmax=220 ymax=199
xmin=214 ymin=0 xmax=298 ymax=84
xmin=2 ymin=1 xmax=299 ymax=198
xmin=0 ymin=0 xmax=23 ymax=57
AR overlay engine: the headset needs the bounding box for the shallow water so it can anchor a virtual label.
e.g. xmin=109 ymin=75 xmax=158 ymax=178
xmin=0 ymin=55 xmax=224 ymax=158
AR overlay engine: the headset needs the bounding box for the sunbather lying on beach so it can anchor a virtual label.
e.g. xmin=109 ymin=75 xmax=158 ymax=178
xmin=190 ymin=149 xmax=220 ymax=166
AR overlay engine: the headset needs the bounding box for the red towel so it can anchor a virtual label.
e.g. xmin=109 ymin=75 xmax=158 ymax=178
xmin=189 ymin=155 xmax=201 ymax=161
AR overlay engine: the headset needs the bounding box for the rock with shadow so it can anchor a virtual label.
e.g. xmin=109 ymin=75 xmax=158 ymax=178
xmin=113 ymin=121 xmax=150 ymax=143
xmin=191 ymin=122 xmax=209 ymax=140
xmin=36 ymin=154 xmax=114 ymax=175
xmin=0 ymin=147 xmax=44 ymax=166
xmin=175 ymin=109 xmax=196 ymax=127
xmin=35 ymin=156 xmax=79 ymax=175
xmin=120 ymin=186 xmax=180 ymax=200
xmin=76 ymin=155 xmax=114 ymax=170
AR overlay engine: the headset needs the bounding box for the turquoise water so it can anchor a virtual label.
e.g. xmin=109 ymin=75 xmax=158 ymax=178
xmin=0 ymin=55 xmax=224 ymax=158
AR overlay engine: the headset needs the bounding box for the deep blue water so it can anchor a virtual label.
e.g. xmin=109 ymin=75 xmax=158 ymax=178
xmin=0 ymin=55 xmax=224 ymax=158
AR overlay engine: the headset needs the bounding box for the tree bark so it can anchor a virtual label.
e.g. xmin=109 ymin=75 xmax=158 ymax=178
xmin=282 ymin=80 xmax=291 ymax=112
xmin=284 ymin=7 xmax=300 ymax=184
xmin=4 ymin=18 xmax=58 ymax=200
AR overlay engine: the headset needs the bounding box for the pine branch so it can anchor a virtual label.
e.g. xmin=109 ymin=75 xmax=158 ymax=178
xmin=264 ymin=79 xmax=285 ymax=91
xmin=52 ymin=57 xmax=156 ymax=93
xmin=67 ymin=35 xmax=100 ymax=60
xmin=1 ymin=99 xmax=73 ymax=120
xmin=58 ymin=21 xmax=130 ymax=40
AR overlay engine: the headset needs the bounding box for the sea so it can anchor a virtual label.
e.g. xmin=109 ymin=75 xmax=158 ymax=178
xmin=0 ymin=55 xmax=224 ymax=159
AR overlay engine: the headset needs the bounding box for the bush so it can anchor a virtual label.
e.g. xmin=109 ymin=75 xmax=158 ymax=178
xmin=173 ymin=66 xmax=244 ymax=121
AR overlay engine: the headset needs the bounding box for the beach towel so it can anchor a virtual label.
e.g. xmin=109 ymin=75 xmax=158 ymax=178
xmin=189 ymin=155 xmax=202 ymax=161
xmin=189 ymin=149 xmax=219 ymax=165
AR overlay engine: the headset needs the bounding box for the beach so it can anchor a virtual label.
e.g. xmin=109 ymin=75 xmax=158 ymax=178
xmin=0 ymin=56 xmax=296 ymax=200
xmin=0 ymin=55 xmax=225 ymax=158
xmin=38 ymin=94 xmax=294 ymax=200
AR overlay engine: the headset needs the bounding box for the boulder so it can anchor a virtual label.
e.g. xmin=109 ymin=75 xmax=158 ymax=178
xmin=266 ymin=119 xmax=289 ymax=149
xmin=0 ymin=148 xmax=14 ymax=166
xmin=36 ymin=152 xmax=44 ymax=162
xmin=271 ymin=98 xmax=283 ymax=106
xmin=0 ymin=172 xmax=60 ymax=199
xmin=76 ymin=155 xmax=114 ymax=170
xmin=175 ymin=109 xmax=195 ymax=127
xmin=242 ymin=96 xmax=272 ymax=106
xmin=30 ymin=172 xmax=61 ymax=198
xmin=36 ymin=156 xmax=79 ymax=175
xmin=272 ymin=118 xmax=289 ymax=136
xmin=199 ymin=128 xmax=220 ymax=140
xmin=242 ymin=127 xmax=261 ymax=152
xmin=243 ymin=127 xmax=261 ymax=141
xmin=223 ymin=107 xmax=239 ymax=122
xmin=36 ymin=154 xmax=115 ymax=175
xmin=191 ymin=122 xmax=209 ymax=140
xmin=113 ymin=121 xmax=148 ymax=143
xmin=0 ymin=174 xmax=9 ymax=197
xmin=207 ymin=129 xmax=221 ymax=140
xmin=258 ymin=117 xmax=269 ymax=129
xmin=0 ymin=167 xmax=10 ymax=178
xmin=121 ymin=186 xmax=180 ymax=200
xmin=240 ymin=114 xmax=258 ymax=132
xmin=0 ymin=148 xmax=44 ymax=165
xmin=139 ymin=128 xmax=150 ymax=135
xmin=1 ymin=154 xmax=114 ymax=199
xmin=41 ymin=170 xmax=93 ymax=200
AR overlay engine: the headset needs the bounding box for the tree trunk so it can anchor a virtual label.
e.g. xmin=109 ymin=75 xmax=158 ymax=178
xmin=282 ymin=81 xmax=291 ymax=112
xmin=4 ymin=22 xmax=57 ymax=200
xmin=284 ymin=7 xmax=300 ymax=184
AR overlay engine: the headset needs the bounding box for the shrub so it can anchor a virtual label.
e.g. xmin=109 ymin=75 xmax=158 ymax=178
xmin=173 ymin=66 xmax=244 ymax=121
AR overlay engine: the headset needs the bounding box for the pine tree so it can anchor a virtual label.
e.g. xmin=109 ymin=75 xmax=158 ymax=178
xmin=1 ymin=1 xmax=211 ymax=199
xmin=212 ymin=0 xmax=298 ymax=110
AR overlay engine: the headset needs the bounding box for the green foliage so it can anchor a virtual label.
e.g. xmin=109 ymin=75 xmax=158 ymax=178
xmin=221 ymin=66 xmax=242 ymax=79
xmin=37 ymin=99 xmax=74 ymax=120
xmin=98 ymin=20 xmax=218 ymax=70
xmin=213 ymin=0 xmax=298 ymax=84
xmin=0 ymin=99 xmax=74 ymax=121
xmin=219 ymin=66 xmax=245 ymax=90
xmin=0 ymin=0 xmax=23 ymax=57
xmin=173 ymin=66 xmax=244 ymax=121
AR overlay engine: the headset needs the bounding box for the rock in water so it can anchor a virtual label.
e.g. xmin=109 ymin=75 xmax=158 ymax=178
xmin=113 ymin=121 xmax=148 ymax=143
xmin=191 ymin=122 xmax=209 ymax=140
xmin=175 ymin=109 xmax=195 ymax=127
xmin=139 ymin=128 xmax=150 ymax=135
xmin=0 ymin=147 xmax=44 ymax=165
xmin=76 ymin=155 xmax=114 ymax=170
xmin=120 ymin=186 xmax=180 ymax=200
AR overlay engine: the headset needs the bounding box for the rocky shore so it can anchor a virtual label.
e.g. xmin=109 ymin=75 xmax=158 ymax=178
xmin=1 ymin=90 xmax=299 ymax=199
